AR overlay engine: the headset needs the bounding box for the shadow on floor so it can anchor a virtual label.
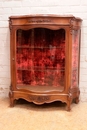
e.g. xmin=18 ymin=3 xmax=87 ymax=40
xmin=15 ymin=98 xmax=67 ymax=111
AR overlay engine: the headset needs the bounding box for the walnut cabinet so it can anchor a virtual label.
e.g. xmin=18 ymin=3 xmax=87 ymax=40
xmin=9 ymin=15 xmax=82 ymax=111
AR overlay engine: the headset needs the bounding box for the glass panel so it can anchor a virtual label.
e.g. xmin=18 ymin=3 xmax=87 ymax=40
xmin=72 ymin=69 xmax=78 ymax=87
xmin=16 ymin=28 xmax=65 ymax=92
xmin=71 ymin=30 xmax=80 ymax=88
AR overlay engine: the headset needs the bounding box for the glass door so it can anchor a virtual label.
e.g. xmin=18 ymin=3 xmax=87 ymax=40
xmin=16 ymin=28 xmax=65 ymax=92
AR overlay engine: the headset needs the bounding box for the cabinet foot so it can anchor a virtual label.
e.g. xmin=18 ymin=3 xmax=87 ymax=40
xmin=10 ymin=100 xmax=14 ymax=107
xmin=75 ymin=97 xmax=79 ymax=104
xmin=9 ymin=91 xmax=14 ymax=107
xmin=66 ymin=103 xmax=71 ymax=111
xmin=66 ymin=95 xmax=72 ymax=111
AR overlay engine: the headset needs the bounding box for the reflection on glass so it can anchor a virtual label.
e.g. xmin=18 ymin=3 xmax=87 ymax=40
xmin=16 ymin=28 xmax=65 ymax=90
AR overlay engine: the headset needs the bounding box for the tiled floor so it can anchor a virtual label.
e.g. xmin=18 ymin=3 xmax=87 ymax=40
xmin=0 ymin=98 xmax=87 ymax=130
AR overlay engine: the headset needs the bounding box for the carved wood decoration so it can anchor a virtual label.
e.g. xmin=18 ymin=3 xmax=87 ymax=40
xmin=9 ymin=14 xmax=82 ymax=111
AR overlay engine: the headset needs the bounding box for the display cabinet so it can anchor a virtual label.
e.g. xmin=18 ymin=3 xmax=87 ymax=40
xmin=9 ymin=15 xmax=82 ymax=110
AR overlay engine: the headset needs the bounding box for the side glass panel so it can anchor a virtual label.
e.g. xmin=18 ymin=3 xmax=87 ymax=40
xmin=72 ymin=30 xmax=80 ymax=88
xmin=16 ymin=28 xmax=65 ymax=92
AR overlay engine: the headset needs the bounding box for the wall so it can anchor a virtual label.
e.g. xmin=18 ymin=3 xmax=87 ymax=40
xmin=0 ymin=0 xmax=87 ymax=101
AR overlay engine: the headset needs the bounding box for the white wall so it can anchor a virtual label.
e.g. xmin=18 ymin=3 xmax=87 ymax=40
xmin=0 ymin=0 xmax=87 ymax=101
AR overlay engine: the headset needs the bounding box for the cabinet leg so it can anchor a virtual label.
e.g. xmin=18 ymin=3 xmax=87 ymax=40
xmin=9 ymin=91 xmax=14 ymax=107
xmin=75 ymin=97 xmax=79 ymax=104
xmin=10 ymin=99 xmax=14 ymax=107
xmin=66 ymin=102 xmax=71 ymax=111
xmin=66 ymin=96 xmax=72 ymax=111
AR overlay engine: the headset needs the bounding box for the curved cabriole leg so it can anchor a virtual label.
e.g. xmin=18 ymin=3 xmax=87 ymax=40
xmin=9 ymin=91 xmax=14 ymax=107
xmin=66 ymin=95 xmax=72 ymax=111
xmin=75 ymin=97 xmax=79 ymax=104
xmin=66 ymin=101 xmax=71 ymax=111
xmin=75 ymin=91 xmax=80 ymax=104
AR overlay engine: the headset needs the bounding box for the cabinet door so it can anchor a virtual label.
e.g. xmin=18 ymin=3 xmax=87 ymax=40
xmin=16 ymin=28 xmax=66 ymax=92
xmin=71 ymin=30 xmax=80 ymax=88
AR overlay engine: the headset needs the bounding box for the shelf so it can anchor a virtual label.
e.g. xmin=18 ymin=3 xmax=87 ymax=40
xmin=17 ymin=84 xmax=64 ymax=93
xmin=16 ymin=67 xmax=65 ymax=71
xmin=17 ymin=46 xmax=65 ymax=49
